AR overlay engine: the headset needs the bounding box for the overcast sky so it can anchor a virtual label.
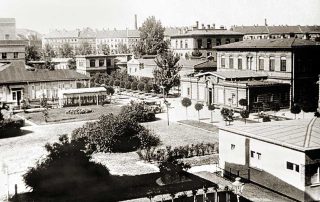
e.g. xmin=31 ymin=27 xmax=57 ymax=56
xmin=1 ymin=0 xmax=320 ymax=34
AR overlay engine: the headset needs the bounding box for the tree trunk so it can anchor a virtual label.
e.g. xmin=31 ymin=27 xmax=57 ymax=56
xmin=198 ymin=111 xmax=200 ymax=122
xmin=186 ymin=107 xmax=188 ymax=120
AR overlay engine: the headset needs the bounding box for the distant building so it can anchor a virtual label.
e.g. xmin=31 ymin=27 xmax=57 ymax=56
xmin=42 ymin=29 xmax=80 ymax=52
xmin=170 ymin=22 xmax=244 ymax=61
xmin=0 ymin=40 xmax=26 ymax=63
xmin=0 ymin=18 xmax=16 ymax=40
xmin=51 ymin=58 xmax=72 ymax=70
xmin=95 ymin=29 xmax=139 ymax=54
xmin=75 ymin=54 xmax=119 ymax=76
xmin=231 ymin=25 xmax=320 ymax=41
xmin=219 ymin=118 xmax=320 ymax=201
xmin=16 ymin=28 xmax=42 ymax=50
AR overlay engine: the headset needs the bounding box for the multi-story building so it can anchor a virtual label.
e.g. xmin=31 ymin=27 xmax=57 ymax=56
xmin=42 ymin=29 xmax=80 ymax=51
xmin=95 ymin=29 xmax=140 ymax=54
xmin=170 ymin=22 xmax=244 ymax=60
xmin=180 ymin=38 xmax=320 ymax=112
xmin=0 ymin=18 xmax=16 ymax=40
xmin=231 ymin=25 xmax=320 ymax=41
xmin=219 ymin=117 xmax=320 ymax=201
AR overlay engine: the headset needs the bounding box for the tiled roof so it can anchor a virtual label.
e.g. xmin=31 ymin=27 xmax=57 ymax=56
xmin=194 ymin=60 xmax=217 ymax=69
xmin=171 ymin=29 xmax=244 ymax=38
xmin=220 ymin=118 xmax=320 ymax=151
xmin=96 ymin=29 xmax=139 ymax=38
xmin=216 ymin=38 xmax=320 ymax=50
xmin=0 ymin=61 xmax=89 ymax=84
xmin=177 ymin=59 xmax=205 ymax=68
xmin=197 ymin=70 xmax=268 ymax=79
xmin=231 ymin=25 xmax=320 ymax=34
xmin=164 ymin=27 xmax=183 ymax=36
xmin=44 ymin=29 xmax=79 ymax=39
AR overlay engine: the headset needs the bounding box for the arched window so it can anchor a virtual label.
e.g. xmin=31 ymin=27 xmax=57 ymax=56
xmin=259 ymin=56 xmax=264 ymax=70
xmin=180 ymin=40 xmax=183 ymax=49
xmin=238 ymin=56 xmax=242 ymax=70
xmin=229 ymin=56 xmax=234 ymax=69
xmin=269 ymin=56 xmax=275 ymax=71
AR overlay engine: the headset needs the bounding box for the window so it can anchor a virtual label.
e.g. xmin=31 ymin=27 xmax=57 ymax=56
xmin=287 ymin=161 xmax=299 ymax=173
xmin=269 ymin=57 xmax=275 ymax=71
xmin=216 ymin=38 xmax=221 ymax=46
xmin=2 ymin=53 xmax=7 ymax=59
xmin=221 ymin=57 xmax=225 ymax=68
xmin=89 ymin=59 xmax=95 ymax=67
xmin=185 ymin=40 xmax=188 ymax=49
xmin=5 ymin=34 xmax=9 ymax=40
xmin=225 ymin=39 xmax=230 ymax=44
xmin=259 ymin=57 xmax=264 ymax=70
xmin=280 ymin=57 xmax=286 ymax=71
xmin=246 ymin=56 xmax=253 ymax=70
xmin=197 ymin=39 xmax=202 ymax=49
xmin=229 ymin=57 xmax=234 ymax=69
xmin=106 ymin=59 xmax=111 ymax=66
xmin=238 ymin=57 xmax=242 ymax=70
xmin=235 ymin=38 xmax=240 ymax=42
xmin=14 ymin=52 xmax=18 ymax=59
xmin=175 ymin=40 xmax=178 ymax=48
xmin=180 ymin=40 xmax=183 ymax=49
xmin=207 ymin=38 xmax=212 ymax=49
xmin=231 ymin=144 xmax=235 ymax=150
xmin=187 ymin=88 xmax=190 ymax=95
xmin=99 ymin=59 xmax=104 ymax=67
xmin=12 ymin=92 xmax=16 ymax=100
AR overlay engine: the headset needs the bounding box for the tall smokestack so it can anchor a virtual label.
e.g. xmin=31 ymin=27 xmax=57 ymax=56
xmin=135 ymin=14 xmax=138 ymax=30
xmin=265 ymin=18 xmax=268 ymax=26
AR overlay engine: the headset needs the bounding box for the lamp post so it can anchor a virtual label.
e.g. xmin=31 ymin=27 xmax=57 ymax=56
xmin=164 ymin=99 xmax=171 ymax=126
xmin=232 ymin=177 xmax=244 ymax=202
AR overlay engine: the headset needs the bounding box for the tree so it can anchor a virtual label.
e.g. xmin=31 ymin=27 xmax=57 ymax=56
xmin=290 ymin=103 xmax=301 ymax=119
xmin=117 ymin=43 xmax=130 ymax=54
xmin=125 ymin=81 xmax=132 ymax=89
xmin=59 ymin=43 xmax=74 ymax=58
xmin=137 ymin=82 xmax=145 ymax=91
xmin=181 ymin=97 xmax=192 ymax=120
xmin=134 ymin=16 xmax=168 ymax=56
xmin=220 ymin=108 xmax=234 ymax=126
xmin=131 ymin=81 xmax=138 ymax=90
xmin=194 ymin=103 xmax=204 ymax=122
xmin=99 ymin=44 xmax=110 ymax=55
xmin=240 ymin=110 xmax=250 ymax=124
xmin=114 ymin=80 xmax=121 ymax=87
xmin=239 ymin=99 xmax=248 ymax=109
xmin=67 ymin=58 xmax=77 ymax=70
xmin=25 ymin=45 xmax=42 ymax=62
xmin=153 ymin=51 xmax=182 ymax=96
xmin=106 ymin=86 xmax=115 ymax=102
xmin=42 ymin=43 xmax=56 ymax=60
xmin=208 ymin=104 xmax=215 ymax=123
xmin=78 ymin=41 xmax=93 ymax=55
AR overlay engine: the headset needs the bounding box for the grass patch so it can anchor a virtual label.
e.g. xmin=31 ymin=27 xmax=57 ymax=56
xmin=16 ymin=105 xmax=122 ymax=125
xmin=178 ymin=120 xmax=219 ymax=133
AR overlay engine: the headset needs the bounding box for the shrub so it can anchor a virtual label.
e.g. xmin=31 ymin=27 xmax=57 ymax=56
xmin=262 ymin=115 xmax=271 ymax=122
xmin=108 ymin=79 xmax=114 ymax=86
xmin=0 ymin=111 xmax=4 ymax=121
xmin=315 ymin=111 xmax=320 ymax=117
xmin=23 ymin=135 xmax=110 ymax=196
xmin=72 ymin=113 xmax=160 ymax=153
xmin=65 ymin=108 xmax=93 ymax=115
xmin=290 ymin=103 xmax=301 ymax=119
xmin=0 ymin=118 xmax=24 ymax=138
xmin=240 ymin=109 xmax=250 ymax=124
xmin=220 ymin=108 xmax=234 ymax=125
xmin=119 ymin=101 xmax=156 ymax=123
xmin=131 ymin=81 xmax=138 ymax=90
xmin=114 ymin=80 xmax=121 ymax=87
xmin=125 ymin=81 xmax=132 ymax=89
xmin=120 ymin=81 xmax=126 ymax=88
xmin=20 ymin=99 xmax=31 ymax=110
xmin=137 ymin=82 xmax=145 ymax=91
xmin=238 ymin=99 xmax=248 ymax=108
xmin=144 ymin=83 xmax=152 ymax=93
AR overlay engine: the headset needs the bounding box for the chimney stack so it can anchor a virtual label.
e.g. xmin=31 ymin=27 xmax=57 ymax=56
xmin=202 ymin=24 xmax=205 ymax=29
xmin=220 ymin=25 xmax=225 ymax=29
xmin=135 ymin=14 xmax=138 ymax=30
xmin=196 ymin=21 xmax=199 ymax=29
xmin=207 ymin=24 xmax=210 ymax=29
xmin=212 ymin=24 xmax=215 ymax=29
xmin=264 ymin=18 xmax=268 ymax=26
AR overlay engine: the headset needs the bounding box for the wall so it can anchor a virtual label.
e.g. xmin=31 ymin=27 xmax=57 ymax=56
xmin=213 ymin=84 xmax=246 ymax=108
xmin=0 ymin=18 xmax=16 ymax=40
xmin=0 ymin=41 xmax=26 ymax=62
xmin=180 ymin=78 xmax=206 ymax=102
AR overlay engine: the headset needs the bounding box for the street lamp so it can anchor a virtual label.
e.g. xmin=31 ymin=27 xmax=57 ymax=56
xmin=232 ymin=177 xmax=244 ymax=202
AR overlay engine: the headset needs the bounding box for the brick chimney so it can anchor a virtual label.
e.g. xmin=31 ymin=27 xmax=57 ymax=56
xmin=134 ymin=14 xmax=138 ymax=30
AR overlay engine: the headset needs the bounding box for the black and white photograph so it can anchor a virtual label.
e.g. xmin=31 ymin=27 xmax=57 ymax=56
xmin=0 ymin=0 xmax=320 ymax=201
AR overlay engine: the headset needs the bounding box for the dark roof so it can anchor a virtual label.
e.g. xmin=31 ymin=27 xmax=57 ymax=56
xmin=216 ymin=38 xmax=320 ymax=50
xmin=220 ymin=118 xmax=320 ymax=151
xmin=0 ymin=61 xmax=89 ymax=84
xmin=171 ymin=29 xmax=244 ymax=38
xmin=231 ymin=25 xmax=320 ymax=34
xmin=194 ymin=60 xmax=217 ymax=69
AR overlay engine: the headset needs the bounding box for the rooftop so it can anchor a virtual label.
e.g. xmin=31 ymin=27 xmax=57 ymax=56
xmin=196 ymin=70 xmax=268 ymax=80
xmin=216 ymin=38 xmax=320 ymax=50
xmin=60 ymin=87 xmax=106 ymax=95
xmin=171 ymin=29 xmax=244 ymax=38
xmin=231 ymin=25 xmax=320 ymax=34
xmin=96 ymin=29 xmax=140 ymax=38
xmin=0 ymin=61 xmax=89 ymax=84
xmin=220 ymin=118 xmax=320 ymax=151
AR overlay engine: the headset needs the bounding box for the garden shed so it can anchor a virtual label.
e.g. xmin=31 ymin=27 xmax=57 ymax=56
xmin=58 ymin=87 xmax=108 ymax=107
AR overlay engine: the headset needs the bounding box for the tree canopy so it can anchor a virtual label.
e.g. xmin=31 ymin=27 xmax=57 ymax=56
xmin=153 ymin=51 xmax=182 ymax=95
xmin=77 ymin=41 xmax=93 ymax=55
xmin=25 ymin=45 xmax=42 ymax=62
xmin=59 ymin=43 xmax=74 ymax=58
xmin=43 ymin=44 xmax=56 ymax=60
xmin=134 ymin=16 xmax=168 ymax=56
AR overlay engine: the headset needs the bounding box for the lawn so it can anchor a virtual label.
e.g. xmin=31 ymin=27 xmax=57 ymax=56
xmin=16 ymin=104 xmax=122 ymax=125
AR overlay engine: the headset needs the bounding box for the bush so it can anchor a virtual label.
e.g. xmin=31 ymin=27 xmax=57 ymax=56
xmin=221 ymin=108 xmax=234 ymax=125
xmin=120 ymin=81 xmax=126 ymax=88
xmin=181 ymin=97 xmax=192 ymax=108
xmin=125 ymin=81 xmax=132 ymax=89
xmin=72 ymin=113 xmax=160 ymax=153
xmin=119 ymin=101 xmax=156 ymax=123
xmin=108 ymin=79 xmax=114 ymax=86
xmin=262 ymin=116 xmax=271 ymax=122
xmin=137 ymin=82 xmax=145 ymax=91
xmin=131 ymin=81 xmax=138 ymax=90
xmin=315 ymin=111 xmax=320 ymax=117
xmin=23 ymin=135 xmax=110 ymax=196
xmin=114 ymin=80 xmax=120 ymax=87
xmin=0 ymin=118 xmax=24 ymax=138
xmin=239 ymin=99 xmax=248 ymax=108
xmin=144 ymin=83 xmax=152 ymax=93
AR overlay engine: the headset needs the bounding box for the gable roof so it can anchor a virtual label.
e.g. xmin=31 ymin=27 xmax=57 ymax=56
xmin=215 ymin=38 xmax=320 ymax=50
xmin=0 ymin=61 xmax=89 ymax=84
xmin=220 ymin=118 xmax=320 ymax=152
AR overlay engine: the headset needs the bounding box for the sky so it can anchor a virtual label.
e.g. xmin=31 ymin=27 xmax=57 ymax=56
xmin=0 ymin=0 xmax=320 ymax=34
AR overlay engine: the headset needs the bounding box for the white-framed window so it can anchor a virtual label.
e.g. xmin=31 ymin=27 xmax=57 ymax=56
xmin=259 ymin=57 xmax=264 ymax=70
xmin=269 ymin=56 xmax=275 ymax=71
xmin=221 ymin=56 xmax=225 ymax=68
xmin=280 ymin=57 xmax=286 ymax=71
xmin=229 ymin=56 xmax=234 ymax=69
xmin=238 ymin=57 xmax=242 ymax=70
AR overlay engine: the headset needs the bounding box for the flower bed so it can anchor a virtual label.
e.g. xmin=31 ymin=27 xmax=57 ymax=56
xmin=65 ymin=108 xmax=93 ymax=115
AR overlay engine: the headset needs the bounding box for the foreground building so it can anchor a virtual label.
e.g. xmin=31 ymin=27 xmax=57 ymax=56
xmin=219 ymin=118 xmax=320 ymax=201
xmin=181 ymin=38 xmax=320 ymax=112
